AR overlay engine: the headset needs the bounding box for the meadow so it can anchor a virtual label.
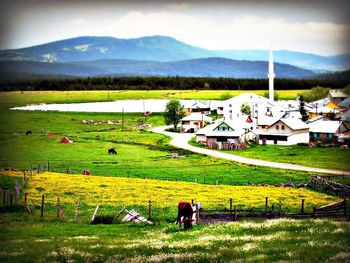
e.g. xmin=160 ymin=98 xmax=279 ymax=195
xmin=1 ymin=90 xmax=349 ymax=262
xmin=0 ymin=89 xmax=306 ymax=109
xmin=190 ymin=140 xmax=350 ymax=172
xmin=0 ymin=171 xmax=348 ymax=262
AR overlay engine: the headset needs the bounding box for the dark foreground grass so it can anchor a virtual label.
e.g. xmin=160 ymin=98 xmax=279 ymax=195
xmin=0 ymin=215 xmax=349 ymax=262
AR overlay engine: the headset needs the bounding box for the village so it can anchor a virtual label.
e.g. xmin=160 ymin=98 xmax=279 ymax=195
xmin=179 ymin=52 xmax=350 ymax=149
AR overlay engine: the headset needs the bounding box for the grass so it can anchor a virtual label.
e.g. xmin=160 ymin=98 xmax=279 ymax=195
xmin=0 ymin=89 xmax=306 ymax=109
xmin=0 ymin=110 xmax=314 ymax=186
xmin=1 ymin=90 xmax=349 ymax=262
xmin=189 ymin=139 xmax=350 ymax=173
xmin=0 ymin=217 xmax=349 ymax=262
xmin=0 ymin=171 xmax=340 ymax=222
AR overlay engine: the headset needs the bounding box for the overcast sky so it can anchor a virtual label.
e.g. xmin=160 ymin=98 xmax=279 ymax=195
xmin=1 ymin=0 xmax=349 ymax=55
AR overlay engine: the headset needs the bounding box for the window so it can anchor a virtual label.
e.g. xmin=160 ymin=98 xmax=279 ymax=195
xmin=328 ymin=133 xmax=333 ymax=139
xmin=262 ymin=125 xmax=266 ymax=129
xmin=276 ymin=125 xmax=279 ymax=130
xmin=313 ymin=133 xmax=319 ymax=138
xmin=223 ymin=127 xmax=226 ymax=131
xmin=281 ymin=125 xmax=285 ymax=130
xmin=229 ymin=104 xmax=232 ymax=107
xmin=229 ymin=110 xmax=232 ymax=113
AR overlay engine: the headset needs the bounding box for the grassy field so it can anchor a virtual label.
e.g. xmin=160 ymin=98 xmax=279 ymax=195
xmin=0 ymin=171 xmax=340 ymax=221
xmin=0 ymin=171 xmax=348 ymax=262
xmin=0 ymin=110 xmax=314 ymax=186
xmin=0 ymin=89 xmax=306 ymax=109
xmin=0 ymin=217 xmax=348 ymax=262
xmin=1 ymin=90 xmax=349 ymax=262
xmin=189 ymin=140 xmax=350 ymax=172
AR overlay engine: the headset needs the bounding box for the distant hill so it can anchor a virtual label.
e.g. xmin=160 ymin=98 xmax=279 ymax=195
xmin=316 ymin=69 xmax=350 ymax=81
xmin=0 ymin=57 xmax=315 ymax=79
xmin=0 ymin=35 xmax=349 ymax=72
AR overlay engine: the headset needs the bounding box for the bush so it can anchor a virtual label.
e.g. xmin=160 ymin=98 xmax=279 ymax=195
xmin=297 ymin=143 xmax=309 ymax=146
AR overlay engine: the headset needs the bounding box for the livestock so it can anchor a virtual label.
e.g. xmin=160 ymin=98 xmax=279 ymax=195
xmin=340 ymin=145 xmax=348 ymax=149
xmin=25 ymin=131 xmax=32 ymax=135
xmin=82 ymin=170 xmax=90 ymax=175
xmin=108 ymin=148 xmax=117 ymax=155
xmin=176 ymin=202 xmax=193 ymax=229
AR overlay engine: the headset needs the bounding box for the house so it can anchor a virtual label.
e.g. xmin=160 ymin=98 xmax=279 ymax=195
xmin=327 ymin=90 xmax=349 ymax=106
xmin=257 ymin=115 xmax=309 ymax=145
xmin=339 ymin=97 xmax=350 ymax=108
xmin=222 ymin=93 xmax=285 ymax=121
xmin=309 ymin=119 xmax=349 ymax=143
xmin=308 ymin=106 xmax=340 ymax=119
xmin=195 ymin=120 xmax=252 ymax=149
xmin=180 ymin=113 xmax=213 ymax=133
xmin=182 ymin=100 xmax=211 ymax=115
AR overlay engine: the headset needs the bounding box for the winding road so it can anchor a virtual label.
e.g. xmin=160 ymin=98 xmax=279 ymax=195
xmin=151 ymin=126 xmax=350 ymax=176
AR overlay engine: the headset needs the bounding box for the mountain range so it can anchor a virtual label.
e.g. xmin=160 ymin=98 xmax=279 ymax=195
xmin=0 ymin=35 xmax=349 ymax=79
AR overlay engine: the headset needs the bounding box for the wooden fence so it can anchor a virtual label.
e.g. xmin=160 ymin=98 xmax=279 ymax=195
xmin=198 ymin=197 xmax=348 ymax=223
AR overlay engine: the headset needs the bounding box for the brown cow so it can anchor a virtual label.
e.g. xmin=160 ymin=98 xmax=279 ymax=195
xmin=176 ymin=202 xmax=193 ymax=229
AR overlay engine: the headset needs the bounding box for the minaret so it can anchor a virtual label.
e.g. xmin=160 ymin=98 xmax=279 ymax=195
xmin=268 ymin=49 xmax=275 ymax=102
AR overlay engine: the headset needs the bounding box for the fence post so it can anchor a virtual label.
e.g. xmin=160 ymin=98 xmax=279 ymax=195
xmin=41 ymin=194 xmax=45 ymax=218
xmin=195 ymin=177 xmax=197 ymax=183
xmin=230 ymin=198 xmax=233 ymax=214
xmin=344 ymin=198 xmax=347 ymax=217
xmin=2 ymin=189 xmax=5 ymax=207
xmin=191 ymin=199 xmax=194 ymax=206
xmin=148 ymin=200 xmax=152 ymax=221
xmin=23 ymin=170 xmax=26 ymax=185
xmin=216 ymin=180 xmax=219 ymax=185
xmin=234 ymin=205 xmax=237 ymax=221
xmin=203 ymin=177 xmax=206 ymax=184
xmin=74 ymin=200 xmax=80 ymax=223
xmin=265 ymin=197 xmax=268 ymax=217
xmin=48 ymin=161 xmax=50 ymax=172
xmin=56 ymin=197 xmax=60 ymax=218
xmin=196 ymin=203 xmax=200 ymax=225
xmin=278 ymin=201 xmax=282 ymax=218
xmin=24 ymin=192 xmax=28 ymax=209
xmin=9 ymin=190 xmax=13 ymax=207
xmin=301 ymin=199 xmax=305 ymax=214
xmin=271 ymin=204 xmax=275 ymax=218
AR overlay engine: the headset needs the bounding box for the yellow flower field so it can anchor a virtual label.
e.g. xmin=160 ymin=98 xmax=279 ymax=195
xmin=3 ymin=171 xmax=340 ymax=212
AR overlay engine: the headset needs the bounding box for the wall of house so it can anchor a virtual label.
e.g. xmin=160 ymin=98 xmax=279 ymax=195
xmin=265 ymin=120 xmax=293 ymax=134
xmin=310 ymin=132 xmax=337 ymax=143
xmin=196 ymin=134 xmax=207 ymax=143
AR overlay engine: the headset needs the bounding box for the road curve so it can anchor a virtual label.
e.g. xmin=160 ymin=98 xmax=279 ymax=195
xmin=151 ymin=126 xmax=350 ymax=176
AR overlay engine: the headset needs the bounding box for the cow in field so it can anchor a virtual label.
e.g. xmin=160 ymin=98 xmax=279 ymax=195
xmin=25 ymin=131 xmax=32 ymax=135
xmin=176 ymin=201 xmax=193 ymax=229
xmin=108 ymin=148 xmax=117 ymax=155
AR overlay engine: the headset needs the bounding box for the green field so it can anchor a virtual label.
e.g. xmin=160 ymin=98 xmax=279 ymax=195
xmin=1 ymin=90 xmax=349 ymax=262
xmin=0 ymin=89 xmax=306 ymax=109
xmin=190 ymin=140 xmax=350 ymax=172
xmin=0 ymin=217 xmax=349 ymax=262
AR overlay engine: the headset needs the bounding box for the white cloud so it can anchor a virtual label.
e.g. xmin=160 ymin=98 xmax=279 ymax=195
xmin=4 ymin=9 xmax=349 ymax=55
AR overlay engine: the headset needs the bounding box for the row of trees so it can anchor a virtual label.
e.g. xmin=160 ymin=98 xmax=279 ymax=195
xmin=1 ymin=76 xmax=348 ymax=91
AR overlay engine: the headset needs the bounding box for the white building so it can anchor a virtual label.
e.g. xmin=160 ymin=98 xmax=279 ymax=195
xmin=257 ymin=115 xmax=309 ymax=145
xmin=196 ymin=119 xmax=257 ymax=149
xmin=180 ymin=113 xmax=213 ymax=133
xmin=222 ymin=93 xmax=285 ymax=121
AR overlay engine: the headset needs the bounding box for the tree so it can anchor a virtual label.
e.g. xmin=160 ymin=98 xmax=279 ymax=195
xmin=163 ymin=99 xmax=185 ymax=130
xmin=299 ymin=95 xmax=309 ymax=122
xmin=240 ymin=103 xmax=251 ymax=116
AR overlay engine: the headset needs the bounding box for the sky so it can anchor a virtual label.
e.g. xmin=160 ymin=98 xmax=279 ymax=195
xmin=0 ymin=0 xmax=349 ymax=55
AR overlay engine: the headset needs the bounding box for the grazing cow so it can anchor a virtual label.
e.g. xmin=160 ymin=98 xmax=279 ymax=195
xmin=176 ymin=202 xmax=193 ymax=229
xmin=82 ymin=170 xmax=90 ymax=175
xmin=108 ymin=148 xmax=117 ymax=155
xmin=25 ymin=131 xmax=32 ymax=135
